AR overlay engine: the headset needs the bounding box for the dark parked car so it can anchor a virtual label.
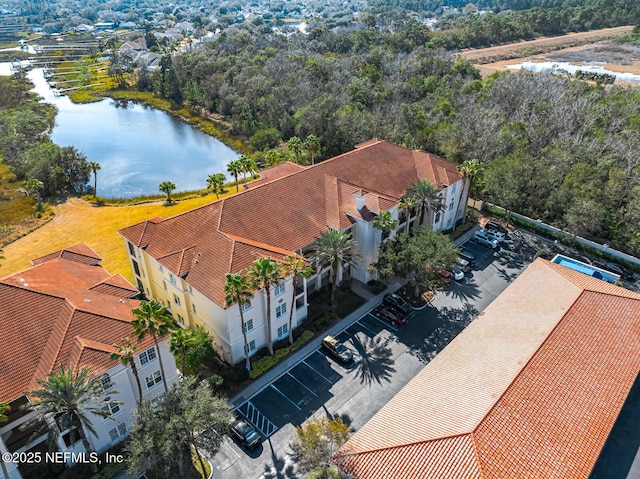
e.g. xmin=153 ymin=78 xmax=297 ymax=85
xmin=485 ymin=221 xmax=508 ymax=235
xmin=373 ymin=305 xmax=407 ymax=326
xmin=458 ymin=248 xmax=476 ymax=264
xmin=230 ymin=418 xmax=261 ymax=449
xmin=383 ymin=293 xmax=412 ymax=315
xmin=322 ymin=335 xmax=353 ymax=364
xmin=604 ymin=262 xmax=635 ymax=280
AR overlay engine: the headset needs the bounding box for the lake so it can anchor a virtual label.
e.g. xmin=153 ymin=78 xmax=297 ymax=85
xmin=19 ymin=68 xmax=239 ymax=198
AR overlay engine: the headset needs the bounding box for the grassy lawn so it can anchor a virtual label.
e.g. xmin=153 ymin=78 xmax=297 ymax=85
xmin=0 ymin=193 xmax=231 ymax=282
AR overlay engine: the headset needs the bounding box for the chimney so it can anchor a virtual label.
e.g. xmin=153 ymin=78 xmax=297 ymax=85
xmin=355 ymin=191 xmax=368 ymax=211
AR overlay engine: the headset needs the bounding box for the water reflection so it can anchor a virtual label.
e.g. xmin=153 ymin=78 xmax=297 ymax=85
xmin=23 ymin=68 xmax=239 ymax=198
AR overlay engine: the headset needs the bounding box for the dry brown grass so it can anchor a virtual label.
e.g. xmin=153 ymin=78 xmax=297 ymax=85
xmin=0 ymin=192 xmax=233 ymax=282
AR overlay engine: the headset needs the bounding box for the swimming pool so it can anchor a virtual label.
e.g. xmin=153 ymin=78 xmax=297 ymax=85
xmin=551 ymin=254 xmax=620 ymax=284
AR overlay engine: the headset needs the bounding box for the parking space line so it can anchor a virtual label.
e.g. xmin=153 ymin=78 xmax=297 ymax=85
xmin=235 ymin=400 xmax=278 ymax=438
xmin=302 ymin=359 xmax=335 ymax=384
xmin=270 ymin=384 xmax=302 ymax=410
xmin=286 ymin=371 xmax=318 ymax=397
xmin=368 ymin=313 xmax=399 ymax=332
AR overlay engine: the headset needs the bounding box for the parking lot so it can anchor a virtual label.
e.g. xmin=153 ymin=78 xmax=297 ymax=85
xmin=212 ymin=227 xmax=638 ymax=479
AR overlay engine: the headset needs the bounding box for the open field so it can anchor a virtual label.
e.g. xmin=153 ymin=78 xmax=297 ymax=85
xmin=0 ymin=193 xmax=230 ymax=282
xmin=459 ymin=26 xmax=634 ymax=66
xmin=459 ymin=26 xmax=640 ymax=84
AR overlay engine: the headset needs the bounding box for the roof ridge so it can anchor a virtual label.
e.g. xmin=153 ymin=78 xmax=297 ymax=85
xmin=336 ymin=177 xmax=401 ymax=203
xmin=156 ymin=244 xmax=196 ymax=261
xmin=223 ymin=233 xmax=295 ymax=258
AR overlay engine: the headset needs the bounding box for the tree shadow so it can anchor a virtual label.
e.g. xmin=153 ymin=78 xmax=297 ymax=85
xmin=261 ymin=438 xmax=297 ymax=479
xmin=443 ymin=278 xmax=482 ymax=302
xmin=349 ymin=334 xmax=396 ymax=386
xmin=406 ymin=303 xmax=479 ymax=363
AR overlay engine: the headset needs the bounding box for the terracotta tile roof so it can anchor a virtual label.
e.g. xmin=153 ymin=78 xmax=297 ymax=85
xmin=119 ymin=140 xmax=461 ymax=308
xmin=248 ymin=161 xmax=306 ymax=188
xmin=334 ymin=258 xmax=640 ymax=478
xmin=31 ymin=243 xmax=102 ymax=266
xmin=0 ymin=246 xmax=149 ymax=402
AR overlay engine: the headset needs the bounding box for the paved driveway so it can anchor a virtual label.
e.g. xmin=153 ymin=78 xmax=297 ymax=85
xmin=211 ymin=230 xmax=554 ymax=478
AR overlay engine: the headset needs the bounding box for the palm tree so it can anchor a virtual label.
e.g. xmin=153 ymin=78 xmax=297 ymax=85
xmin=158 ymin=181 xmax=176 ymax=204
xmin=87 ymin=161 xmax=101 ymax=197
xmin=304 ymin=134 xmax=321 ymax=165
xmin=247 ymin=257 xmax=283 ymax=356
xmin=238 ymin=155 xmax=258 ymax=183
xmin=408 ymin=180 xmax=444 ymax=228
xmin=397 ymin=197 xmax=415 ymax=234
xmin=207 ymin=173 xmax=226 ymax=199
xmin=312 ymin=230 xmax=362 ymax=318
xmin=287 ymin=136 xmax=304 ymax=164
xmin=264 ymin=149 xmax=284 ymax=167
xmin=24 ymin=366 xmax=121 ymax=474
xmin=168 ymin=327 xmax=193 ymax=375
xmin=131 ymin=300 xmax=178 ymax=394
xmin=224 ymin=273 xmax=255 ymax=370
xmin=460 ymin=158 xmax=484 ymax=211
xmin=281 ymin=255 xmax=313 ymax=345
xmin=372 ymin=210 xmax=398 ymax=242
xmin=227 ymin=159 xmax=243 ymax=192
xmin=110 ymin=337 xmax=143 ymax=405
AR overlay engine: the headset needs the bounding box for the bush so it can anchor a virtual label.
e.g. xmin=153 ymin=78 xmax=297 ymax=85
xmin=248 ymin=330 xmax=314 ymax=379
xmin=313 ymin=314 xmax=332 ymax=331
xmin=220 ymin=364 xmax=249 ymax=384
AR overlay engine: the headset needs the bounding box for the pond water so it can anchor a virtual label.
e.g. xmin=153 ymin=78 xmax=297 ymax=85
xmin=506 ymin=61 xmax=640 ymax=84
xmin=5 ymin=66 xmax=239 ymax=198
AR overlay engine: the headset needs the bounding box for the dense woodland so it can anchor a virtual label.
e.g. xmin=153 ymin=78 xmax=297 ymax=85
xmin=140 ymin=20 xmax=640 ymax=254
xmin=0 ymin=76 xmax=90 ymax=198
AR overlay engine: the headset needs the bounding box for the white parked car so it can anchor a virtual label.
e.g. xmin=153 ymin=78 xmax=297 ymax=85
xmin=451 ymin=267 xmax=465 ymax=281
xmin=472 ymin=231 xmax=499 ymax=249
xmin=483 ymin=228 xmax=506 ymax=242
xmin=457 ymin=256 xmax=470 ymax=271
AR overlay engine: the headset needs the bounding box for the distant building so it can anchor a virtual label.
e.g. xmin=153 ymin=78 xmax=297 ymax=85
xmin=119 ymin=140 xmax=468 ymax=365
xmin=334 ymin=258 xmax=640 ymax=478
xmin=94 ymin=22 xmax=115 ymax=31
xmin=0 ymin=245 xmax=179 ymax=479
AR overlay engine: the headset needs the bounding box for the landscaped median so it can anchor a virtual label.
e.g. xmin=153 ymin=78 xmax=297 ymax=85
xmin=249 ymin=330 xmax=314 ymax=379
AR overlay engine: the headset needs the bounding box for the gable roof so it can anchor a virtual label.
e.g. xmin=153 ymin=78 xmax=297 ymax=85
xmin=334 ymin=258 xmax=640 ymax=479
xmin=0 ymin=244 xmax=148 ymax=402
xmin=119 ymin=140 xmax=462 ymax=308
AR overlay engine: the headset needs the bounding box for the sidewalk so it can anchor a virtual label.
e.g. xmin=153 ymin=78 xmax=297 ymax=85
xmin=230 ymin=225 xmax=480 ymax=406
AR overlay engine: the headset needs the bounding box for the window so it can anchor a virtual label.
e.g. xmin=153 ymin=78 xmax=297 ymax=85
xmin=192 ymin=303 xmax=197 ymax=314
xmin=136 ymin=279 xmax=144 ymax=292
xmin=188 ymin=285 xmax=193 ymax=295
xmin=128 ymin=242 xmax=136 ymax=256
xmin=132 ymin=260 xmax=141 ymax=277
xmin=145 ymin=371 xmax=162 ymax=389
xmin=435 ymin=211 xmax=442 ymax=224
xmin=248 ymin=340 xmax=256 ymax=352
xmin=241 ymin=300 xmax=252 ymax=312
xmin=177 ymin=314 xmax=184 ymax=326
xmin=169 ymin=273 xmax=176 ymax=286
xmin=449 ymin=202 xmax=454 ymax=211
xmin=243 ymin=319 xmax=254 ymax=333
xmin=451 ymin=183 xmax=457 ymax=194
xmin=102 ymin=401 xmax=121 ymax=416
xmin=276 ymin=303 xmax=287 ymax=319
xmin=274 ymin=280 xmax=285 ymax=297
xmin=159 ymin=264 xmax=164 ymax=273
xmin=139 ymin=346 xmax=157 ymax=366
xmin=97 ymin=373 xmax=112 ymax=392
xmin=109 ymin=423 xmax=127 ymax=442
xmin=163 ymin=280 xmax=167 ymax=292
xmin=277 ymin=324 xmax=288 ymax=338
xmin=173 ymin=294 xmax=181 ymax=307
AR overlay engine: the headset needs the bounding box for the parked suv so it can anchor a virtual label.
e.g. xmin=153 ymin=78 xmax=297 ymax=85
xmin=322 ymin=335 xmax=353 ymax=364
xmin=373 ymin=305 xmax=407 ymax=326
xmin=471 ymin=231 xmax=498 ymax=249
xmin=485 ymin=221 xmax=508 ymax=235
xmin=383 ymin=293 xmax=412 ymax=315
xmin=230 ymin=418 xmax=261 ymax=449
xmin=483 ymin=228 xmax=506 ymax=243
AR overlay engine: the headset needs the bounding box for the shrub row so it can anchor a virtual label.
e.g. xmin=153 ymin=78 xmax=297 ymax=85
xmin=249 ymin=330 xmax=314 ymax=379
